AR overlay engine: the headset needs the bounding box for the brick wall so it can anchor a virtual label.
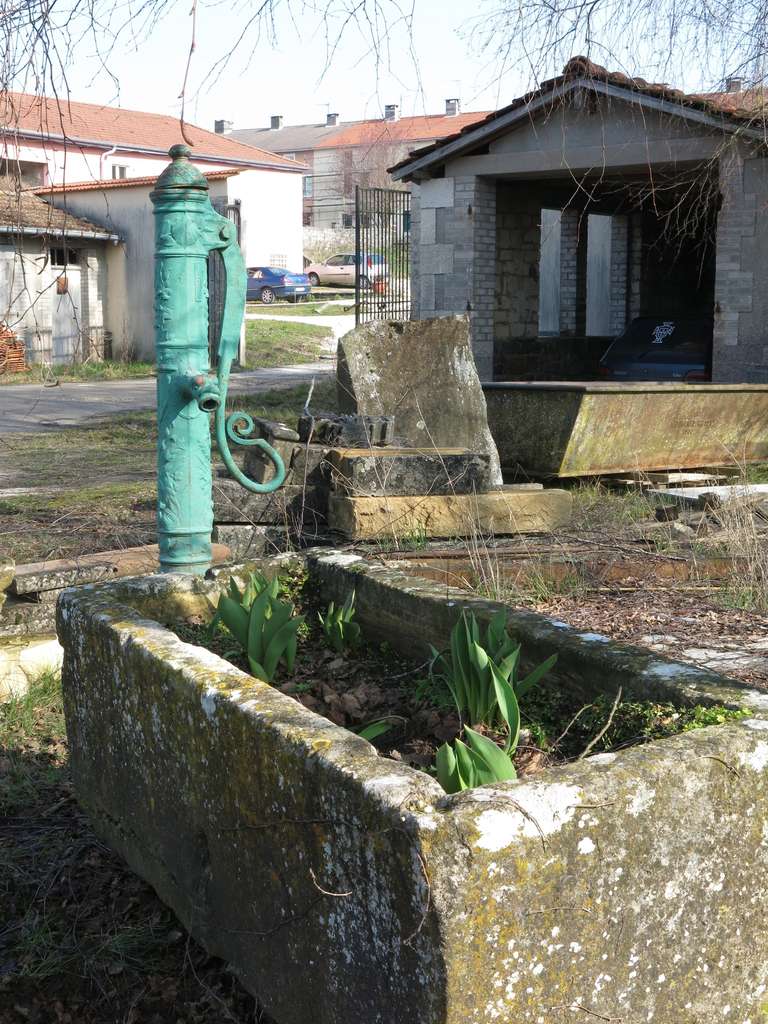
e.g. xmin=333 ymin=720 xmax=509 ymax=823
xmin=494 ymin=186 xmax=540 ymax=344
xmin=713 ymin=145 xmax=762 ymax=381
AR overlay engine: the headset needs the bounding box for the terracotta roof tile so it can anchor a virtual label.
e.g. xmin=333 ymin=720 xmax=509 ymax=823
xmin=0 ymin=179 xmax=117 ymax=237
xmin=313 ymin=111 xmax=492 ymax=149
xmin=35 ymin=169 xmax=238 ymax=194
xmin=0 ymin=91 xmax=305 ymax=171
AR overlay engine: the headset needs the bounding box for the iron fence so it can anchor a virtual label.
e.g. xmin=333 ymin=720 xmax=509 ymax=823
xmin=355 ymin=186 xmax=411 ymax=325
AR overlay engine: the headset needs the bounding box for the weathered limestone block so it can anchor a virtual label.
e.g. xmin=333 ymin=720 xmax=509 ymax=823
xmin=327 ymin=447 xmax=492 ymax=496
xmin=0 ymin=634 xmax=63 ymax=699
xmin=337 ymin=315 xmax=502 ymax=484
xmin=213 ymin=477 xmax=328 ymax=528
xmin=327 ymin=487 xmax=571 ymax=540
xmin=1 ymin=594 xmax=58 ymax=637
xmin=57 ymin=560 xmax=768 ymax=1024
xmin=0 ymin=556 xmax=14 ymax=593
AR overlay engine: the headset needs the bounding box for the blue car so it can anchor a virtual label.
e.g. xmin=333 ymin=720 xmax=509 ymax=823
xmin=246 ymin=267 xmax=312 ymax=304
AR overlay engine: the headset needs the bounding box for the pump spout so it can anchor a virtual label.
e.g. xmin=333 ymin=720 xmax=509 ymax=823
xmin=181 ymin=373 xmax=221 ymax=413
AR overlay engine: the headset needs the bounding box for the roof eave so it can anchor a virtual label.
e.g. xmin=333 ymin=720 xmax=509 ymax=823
xmin=0 ymin=126 xmax=306 ymax=172
xmin=0 ymin=223 xmax=120 ymax=241
xmin=391 ymin=77 xmax=767 ymax=182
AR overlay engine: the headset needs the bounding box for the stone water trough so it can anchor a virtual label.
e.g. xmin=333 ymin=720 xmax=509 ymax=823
xmin=58 ymin=550 xmax=768 ymax=1023
xmin=483 ymin=380 xmax=768 ymax=477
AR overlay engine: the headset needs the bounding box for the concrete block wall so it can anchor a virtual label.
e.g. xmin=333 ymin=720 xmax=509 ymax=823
xmin=559 ymin=209 xmax=579 ymax=335
xmin=713 ymin=145 xmax=765 ymax=382
xmin=409 ymin=175 xmax=496 ymax=379
xmin=494 ymin=187 xmax=540 ymax=346
xmin=628 ymin=214 xmax=643 ymax=322
xmin=609 ymin=215 xmax=629 ymax=336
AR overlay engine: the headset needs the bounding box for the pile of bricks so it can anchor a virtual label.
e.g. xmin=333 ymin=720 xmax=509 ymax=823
xmin=0 ymin=324 xmax=27 ymax=374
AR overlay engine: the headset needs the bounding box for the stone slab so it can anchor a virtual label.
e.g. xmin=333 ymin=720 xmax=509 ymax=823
xmin=10 ymin=543 xmax=231 ymax=596
xmin=327 ymin=447 xmax=493 ymax=497
xmin=650 ymin=483 xmax=768 ymax=509
xmin=1 ymin=594 xmax=58 ymax=636
xmin=337 ymin=315 xmax=502 ymax=484
xmin=327 ymin=487 xmax=571 ymax=540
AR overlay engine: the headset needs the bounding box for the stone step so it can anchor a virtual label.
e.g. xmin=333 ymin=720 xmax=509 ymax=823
xmin=327 ymin=447 xmax=493 ymax=497
xmin=327 ymin=487 xmax=572 ymax=541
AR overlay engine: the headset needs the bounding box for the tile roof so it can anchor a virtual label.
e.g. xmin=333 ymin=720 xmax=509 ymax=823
xmin=36 ymin=169 xmax=238 ymax=194
xmin=390 ymin=57 xmax=768 ymax=177
xmin=229 ymin=110 xmax=492 ymax=154
xmin=0 ymin=91 xmax=305 ymax=171
xmin=313 ymin=111 xmax=492 ymax=149
xmin=229 ymin=123 xmax=342 ymax=153
xmin=0 ymin=179 xmax=118 ymax=237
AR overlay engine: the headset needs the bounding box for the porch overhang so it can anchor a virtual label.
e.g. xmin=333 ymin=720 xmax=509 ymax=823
xmin=391 ymin=77 xmax=767 ymax=183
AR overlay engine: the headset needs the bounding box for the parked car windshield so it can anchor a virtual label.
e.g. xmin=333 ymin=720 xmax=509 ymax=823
xmin=605 ymin=317 xmax=712 ymax=363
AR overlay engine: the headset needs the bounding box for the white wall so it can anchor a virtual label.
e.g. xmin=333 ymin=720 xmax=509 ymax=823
xmin=229 ymin=168 xmax=303 ymax=271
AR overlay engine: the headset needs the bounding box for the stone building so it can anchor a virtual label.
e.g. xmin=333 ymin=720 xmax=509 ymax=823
xmin=0 ymin=182 xmax=118 ymax=363
xmin=391 ymin=58 xmax=768 ymax=383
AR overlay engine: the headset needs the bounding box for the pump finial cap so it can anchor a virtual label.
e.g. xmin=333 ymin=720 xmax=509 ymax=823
xmin=152 ymin=143 xmax=208 ymax=192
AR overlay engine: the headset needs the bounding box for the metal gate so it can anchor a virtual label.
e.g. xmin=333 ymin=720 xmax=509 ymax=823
xmin=354 ymin=186 xmax=410 ymax=325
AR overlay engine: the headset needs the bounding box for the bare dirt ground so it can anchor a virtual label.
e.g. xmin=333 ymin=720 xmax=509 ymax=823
xmin=534 ymin=586 xmax=768 ymax=691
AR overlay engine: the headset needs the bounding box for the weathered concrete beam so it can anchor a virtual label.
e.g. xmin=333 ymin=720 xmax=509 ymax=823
xmin=327 ymin=487 xmax=571 ymax=540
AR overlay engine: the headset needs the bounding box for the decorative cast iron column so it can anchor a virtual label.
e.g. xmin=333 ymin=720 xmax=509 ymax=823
xmin=151 ymin=144 xmax=286 ymax=573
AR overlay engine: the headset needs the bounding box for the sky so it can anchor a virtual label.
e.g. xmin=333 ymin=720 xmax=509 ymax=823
xmin=58 ymin=0 xmax=531 ymax=132
xmin=52 ymin=0 xmax=739 ymax=135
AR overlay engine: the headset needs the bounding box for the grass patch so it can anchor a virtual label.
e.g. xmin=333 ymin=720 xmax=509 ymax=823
xmin=245 ymin=318 xmax=332 ymax=369
xmin=0 ymin=360 xmax=155 ymax=386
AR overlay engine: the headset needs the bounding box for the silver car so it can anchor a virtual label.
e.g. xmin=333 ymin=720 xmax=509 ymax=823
xmin=304 ymin=253 xmax=387 ymax=288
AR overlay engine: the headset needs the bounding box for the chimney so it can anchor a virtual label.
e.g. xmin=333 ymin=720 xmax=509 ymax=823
xmin=326 ymin=112 xmax=340 ymax=127
xmin=445 ymin=98 xmax=460 ymax=116
xmin=214 ymin=119 xmax=233 ymax=134
xmin=270 ymin=115 xmax=284 ymax=130
xmin=384 ymin=104 xmax=399 ymax=122
xmin=725 ymin=76 xmax=743 ymax=93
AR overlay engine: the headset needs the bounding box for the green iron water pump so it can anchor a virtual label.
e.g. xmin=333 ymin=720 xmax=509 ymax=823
xmin=151 ymin=144 xmax=286 ymax=574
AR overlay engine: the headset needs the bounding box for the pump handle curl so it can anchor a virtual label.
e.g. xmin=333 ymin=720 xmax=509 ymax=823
xmin=209 ymin=218 xmax=286 ymax=493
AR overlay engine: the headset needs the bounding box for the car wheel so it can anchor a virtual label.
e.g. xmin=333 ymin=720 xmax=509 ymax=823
xmin=308 ymin=273 xmax=320 ymax=287
xmin=359 ymin=275 xmax=371 ymax=289
xmin=260 ymin=287 xmax=276 ymax=304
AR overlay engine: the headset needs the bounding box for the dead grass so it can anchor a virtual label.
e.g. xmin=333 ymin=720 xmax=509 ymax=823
xmin=0 ymin=360 xmax=156 ymax=387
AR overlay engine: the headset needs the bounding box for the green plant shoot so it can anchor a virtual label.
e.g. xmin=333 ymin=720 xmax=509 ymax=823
xmin=211 ymin=575 xmax=303 ymax=683
xmin=318 ymin=591 xmax=361 ymax=652
xmin=430 ymin=609 xmax=557 ymax=729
